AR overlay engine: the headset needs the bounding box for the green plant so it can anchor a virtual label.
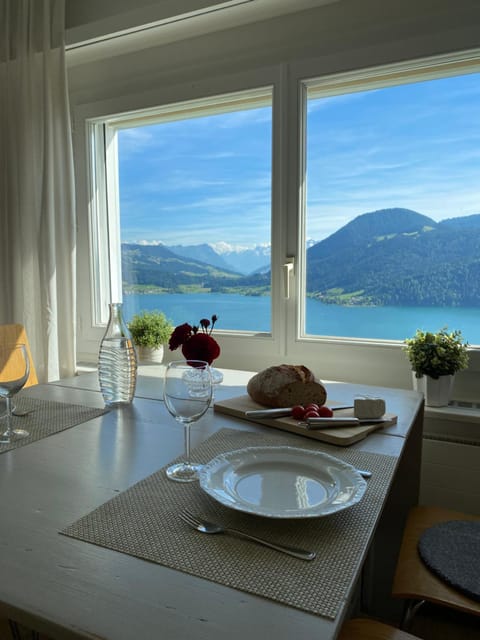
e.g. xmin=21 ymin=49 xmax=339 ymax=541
xmin=403 ymin=327 xmax=469 ymax=379
xmin=128 ymin=310 xmax=174 ymax=348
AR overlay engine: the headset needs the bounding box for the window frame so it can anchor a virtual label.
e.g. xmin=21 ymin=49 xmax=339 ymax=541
xmin=74 ymin=68 xmax=290 ymax=368
xmin=73 ymin=50 xmax=480 ymax=398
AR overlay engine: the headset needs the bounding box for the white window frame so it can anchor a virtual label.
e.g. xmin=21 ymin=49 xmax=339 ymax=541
xmin=74 ymin=51 xmax=480 ymax=399
xmin=283 ymin=50 xmax=480 ymax=394
xmin=75 ymin=69 xmax=290 ymax=369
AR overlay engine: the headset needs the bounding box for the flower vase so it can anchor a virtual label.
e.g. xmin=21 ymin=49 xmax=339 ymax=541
xmin=183 ymin=363 xmax=223 ymax=387
xmin=210 ymin=366 xmax=224 ymax=385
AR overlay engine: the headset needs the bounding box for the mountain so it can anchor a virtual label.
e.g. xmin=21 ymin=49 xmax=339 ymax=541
xmin=167 ymin=243 xmax=234 ymax=272
xmin=439 ymin=214 xmax=480 ymax=228
xmin=122 ymin=209 xmax=480 ymax=306
xmin=306 ymin=208 xmax=480 ymax=306
xmin=121 ymin=243 xmax=242 ymax=291
xmin=212 ymin=243 xmax=271 ymax=275
xmin=168 ymin=242 xmax=271 ymax=275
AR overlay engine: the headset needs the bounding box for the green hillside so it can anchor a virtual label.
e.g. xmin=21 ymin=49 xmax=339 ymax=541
xmin=306 ymin=208 xmax=480 ymax=306
xmin=121 ymin=209 xmax=480 ymax=306
xmin=122 ymin=242 xmax=271 ymax=295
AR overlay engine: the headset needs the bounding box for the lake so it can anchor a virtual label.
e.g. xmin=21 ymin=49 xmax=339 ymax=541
xmin=122 ymin=292 xmax=480 ymax=344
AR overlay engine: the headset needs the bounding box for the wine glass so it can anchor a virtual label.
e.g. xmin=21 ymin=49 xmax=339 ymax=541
xmin=0 ymin=343 xmax=31 ymax=444
xmin=163 ymin=360 xmax=212 ymax=482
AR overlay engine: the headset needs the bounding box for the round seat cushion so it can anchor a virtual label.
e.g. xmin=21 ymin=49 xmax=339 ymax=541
xmin=418 ymin=520 xmax=480 ymax=602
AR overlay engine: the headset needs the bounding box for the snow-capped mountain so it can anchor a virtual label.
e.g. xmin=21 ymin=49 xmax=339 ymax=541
xmin=168 ymin=242 xmax=271 ymax=275
xmin=128 ymin=239 xmax=319 ymax=275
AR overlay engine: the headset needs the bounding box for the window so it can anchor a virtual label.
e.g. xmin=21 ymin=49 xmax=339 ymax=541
xmin=78 ymin=51 xmax=480 ymax=392
xmin=89 ymin=88 xmax=273 ymax=333
xmin=301 ymin=61 xmax=480 ymax=345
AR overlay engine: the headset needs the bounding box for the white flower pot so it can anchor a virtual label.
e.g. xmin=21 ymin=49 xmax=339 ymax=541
xmin=412 ymin=373 xmax=454 ymax=407
xmin=424 ymin=374 xmax=454 ymax=407
xmin=412 ymin=373 xmax=426 ymax=395
xmin=136 ymin=345 xmax=164 ymax=364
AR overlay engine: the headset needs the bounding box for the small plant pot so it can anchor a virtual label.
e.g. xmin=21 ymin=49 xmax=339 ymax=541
xmin=136 ymin=345 xmax=164 ymax=364
xmin=412 ymin=373 xmax=455 ymax=407
xmin=412 ymin=373 xmax=426 ymax=395
xmin=424 ymin=374 xmax=454 ymax=407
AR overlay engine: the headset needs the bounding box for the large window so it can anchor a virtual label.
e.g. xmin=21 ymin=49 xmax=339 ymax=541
xmin=79 ymin=53 xmax=480 ymax=385
xmin=90 ymin=89 xmax=273 ymax=333
xmin=302 ymin=66 xmax=480 ymax=344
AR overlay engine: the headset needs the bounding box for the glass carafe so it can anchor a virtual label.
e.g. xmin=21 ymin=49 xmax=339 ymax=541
xmin=98 ymin=303 xmax=137 ymax=406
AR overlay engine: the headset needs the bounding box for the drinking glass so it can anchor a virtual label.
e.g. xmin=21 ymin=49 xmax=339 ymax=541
xmin=0 ymin=343 xmax=31 ymax=444
xmin=163 ymin=360 xmax=212 ymax=482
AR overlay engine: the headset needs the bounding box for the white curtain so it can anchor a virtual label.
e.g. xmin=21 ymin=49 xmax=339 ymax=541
xmin=0 ymin=0 xmax=76 ymax=382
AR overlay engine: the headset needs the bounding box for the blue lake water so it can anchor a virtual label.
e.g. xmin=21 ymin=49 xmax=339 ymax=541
xmin=122 ymin=292 xmax=480 ymax=345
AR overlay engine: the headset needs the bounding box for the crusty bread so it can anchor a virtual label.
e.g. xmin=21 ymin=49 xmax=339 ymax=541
xmin=247 ymin=364 xmax=327 ymax=408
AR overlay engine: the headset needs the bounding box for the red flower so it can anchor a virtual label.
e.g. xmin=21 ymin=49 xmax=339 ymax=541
xmin=169 ymin=314 xmax=220 ymax=365
xmin=168 ymin=323 xmax=193 ymax=350
xmin=182 ymin=333 xmax=220 ymax=365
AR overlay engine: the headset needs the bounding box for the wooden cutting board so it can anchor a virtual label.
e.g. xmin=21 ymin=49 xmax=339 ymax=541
xmin=213 ymin=395 xmax=397 ymax=446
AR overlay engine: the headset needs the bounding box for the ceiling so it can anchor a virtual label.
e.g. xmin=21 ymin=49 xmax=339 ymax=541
xmin=65 ymin=0 xmax=341 ymax=49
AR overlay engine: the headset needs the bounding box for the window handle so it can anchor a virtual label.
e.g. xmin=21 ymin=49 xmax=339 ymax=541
xmin=283 ymin=258 xmax=295 ymax=299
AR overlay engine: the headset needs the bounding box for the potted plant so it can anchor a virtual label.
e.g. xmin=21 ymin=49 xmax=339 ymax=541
xmin=403 ymin=327 xmax=469 ymax=406
xmin=128 ymin=310 xmax=174 ymax=364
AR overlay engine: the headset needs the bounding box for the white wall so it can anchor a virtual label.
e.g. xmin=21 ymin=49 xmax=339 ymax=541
xmin=67 ymin=0 xmax=480 ymax=96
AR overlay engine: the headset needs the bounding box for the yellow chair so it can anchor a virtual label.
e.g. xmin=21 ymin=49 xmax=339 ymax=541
xmin=339 ymin=618 xmax=421 ymax=639
xmin=0 ymin=323 xmax=38 ymax=387
xmin=392 ymin=506 xmax=480 ymax=629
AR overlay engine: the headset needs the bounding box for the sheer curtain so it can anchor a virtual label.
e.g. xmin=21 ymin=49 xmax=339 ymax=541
xmin=0 ymin=0 xmax=76 ymax=382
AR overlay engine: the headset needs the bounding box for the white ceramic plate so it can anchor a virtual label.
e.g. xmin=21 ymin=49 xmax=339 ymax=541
xmin=199 ymin=445 xmax=367 ymax=519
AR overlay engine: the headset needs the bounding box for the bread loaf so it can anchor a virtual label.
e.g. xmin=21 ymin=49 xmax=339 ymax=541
xmin=247 ymin=364 xmax=327 ymax=408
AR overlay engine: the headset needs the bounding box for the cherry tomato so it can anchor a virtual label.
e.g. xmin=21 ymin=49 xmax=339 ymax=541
xmin=305 ymin=403 xmax=320 ymax=412
xmin=303 ymin=409 xmax=320 ymax=419
xmin=318 ymin=405 xmax=334 ymax=417
xmin=291 ymin=405 xmax=306 ymax=420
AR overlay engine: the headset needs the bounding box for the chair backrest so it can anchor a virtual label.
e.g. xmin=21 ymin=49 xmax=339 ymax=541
xmin=0 ymin=324 xmax=38 ymax=387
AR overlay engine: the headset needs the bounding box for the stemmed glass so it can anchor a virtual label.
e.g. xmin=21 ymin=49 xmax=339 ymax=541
xmin=0 ymin=343 xmax=31 ymax=444
xmin=163 ymin=360 xmax=212 ymax=482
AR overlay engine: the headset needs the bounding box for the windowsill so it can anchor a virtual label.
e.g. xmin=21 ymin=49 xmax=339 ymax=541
xmin=425 ymin=401 xmax=480 ymax=424
xmin=76 ymin=362 xmax=97 ymax=374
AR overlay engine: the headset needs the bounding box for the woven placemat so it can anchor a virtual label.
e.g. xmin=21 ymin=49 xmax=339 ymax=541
xmin=61 ymin=427 xmax=397 ymax=619
xmin=418 ymin=521 xmax=480 ymax=602
xmin=0 ymin=396 xmax=107 ymax=454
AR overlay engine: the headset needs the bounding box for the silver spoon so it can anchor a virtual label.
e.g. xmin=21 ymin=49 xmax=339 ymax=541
xmin=179 ymin=509 xmax=316 ymax=561
xmin=12 ymin=408 xmax=36 ymax=417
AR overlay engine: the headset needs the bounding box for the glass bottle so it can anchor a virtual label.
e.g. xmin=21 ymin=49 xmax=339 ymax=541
xmin=98 ymin=303 xmax=137 ymax=406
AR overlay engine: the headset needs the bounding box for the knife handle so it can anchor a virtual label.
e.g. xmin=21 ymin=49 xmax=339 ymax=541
xmin=306 ymin=417 xmax=360 ymax=430
xmin=245 ymin=408 xmax=292 ymax=418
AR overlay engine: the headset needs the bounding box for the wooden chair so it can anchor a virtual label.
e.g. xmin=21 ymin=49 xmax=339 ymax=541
xmin=339 ymin=618 xmax=421 ymax=639
xmin=392 ymin=505 xmax=480 ymax=629
xmin=0 ymin=323 xmax=38 ymax=387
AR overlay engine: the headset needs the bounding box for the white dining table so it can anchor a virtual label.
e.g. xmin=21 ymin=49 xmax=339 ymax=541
xmin=0 ymin=366 xmax=424 ymax=640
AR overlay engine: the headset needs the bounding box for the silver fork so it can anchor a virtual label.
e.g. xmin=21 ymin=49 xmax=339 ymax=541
xmin=179 ymin=509 xmax=316 ymax=561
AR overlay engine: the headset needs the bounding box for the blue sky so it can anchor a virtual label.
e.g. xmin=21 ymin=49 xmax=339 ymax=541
xmin=119 ymin=72 xmax=480 ymax=247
